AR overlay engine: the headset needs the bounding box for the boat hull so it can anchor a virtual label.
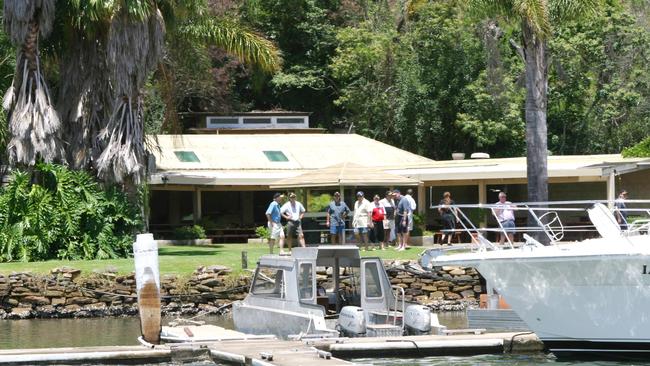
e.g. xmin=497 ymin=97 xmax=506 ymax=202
xmin=232 ymin=301 xmax=336 ymax=338
xmin=474 ymin=250 xmax=650 ymax=358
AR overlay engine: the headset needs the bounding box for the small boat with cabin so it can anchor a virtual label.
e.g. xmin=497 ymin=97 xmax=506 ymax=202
xmin=232 ymin=245 xmax=443 ymax=339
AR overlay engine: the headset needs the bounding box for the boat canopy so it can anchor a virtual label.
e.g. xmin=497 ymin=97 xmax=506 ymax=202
xmin=292 ymin=245 xmax=361 ymax=268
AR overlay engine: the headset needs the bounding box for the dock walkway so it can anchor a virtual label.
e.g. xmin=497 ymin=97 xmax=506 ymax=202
xmin=0 ymin=326 xmax=543 ymax=365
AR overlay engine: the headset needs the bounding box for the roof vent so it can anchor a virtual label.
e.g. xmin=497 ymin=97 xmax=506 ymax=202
xmin=470 ymin=152 xmax=490 ymax=159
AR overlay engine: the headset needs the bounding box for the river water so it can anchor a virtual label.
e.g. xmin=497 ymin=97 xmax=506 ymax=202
xmin=0 ymin=313 xmax=644 ymax=365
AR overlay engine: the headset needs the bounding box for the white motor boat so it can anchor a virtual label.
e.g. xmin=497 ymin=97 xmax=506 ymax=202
xmin=232 ymin=245 xmax=444 ymax=339
xmin=420 ymin=201 xmax=650 ymax=360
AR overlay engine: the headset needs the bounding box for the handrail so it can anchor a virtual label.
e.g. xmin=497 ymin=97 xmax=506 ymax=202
xmin=391 ymin=285 xmax=405 ymax=329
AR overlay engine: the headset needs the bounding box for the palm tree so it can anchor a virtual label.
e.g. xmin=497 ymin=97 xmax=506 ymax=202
xmin=468 ymin=1 xmax=599 ymax=207
xmin=2 ymin=0 xmax=62 ymax=166
xmin=2 ymin=0 xmax=281 ymax=186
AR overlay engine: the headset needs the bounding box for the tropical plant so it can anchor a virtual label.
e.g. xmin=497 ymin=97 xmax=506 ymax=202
xmin=1 ymin=0 xmax=281 ymax=187
xmin=467 ymin=0 xmax=601 ymax=208
xmin=0 ymin=163 xmax=142 ymax=262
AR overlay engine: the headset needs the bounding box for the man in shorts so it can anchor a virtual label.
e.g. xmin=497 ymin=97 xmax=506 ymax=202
xmin=281 ymin=192 xmax=306 ymax=251
xmin=265 ymin=193 xmax=285 ymax=254
xmin=353 ymin=191 xmax=372 ymax=251
xmin=326 ymin=191 xmax=350 ymax=244
xmin=495 ymin=191 xmax=516 ymax=245
xmin=395 ymin=189 xmax=412 ymax=251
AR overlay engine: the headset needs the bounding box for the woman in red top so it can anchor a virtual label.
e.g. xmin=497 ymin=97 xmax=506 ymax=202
xmin=371 ymin=195 xmax=386 ymax=250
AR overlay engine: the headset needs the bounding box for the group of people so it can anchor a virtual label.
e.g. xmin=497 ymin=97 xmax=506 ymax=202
xmin=437 ymin=191 xmax=516 ymax=245
xmin=326 ymin=189 xmax=417 ymax=251
xmin=265 ymin=192 xmax=307 ymax=255
xmin=266 ymin=189 xmax=419 ymax=254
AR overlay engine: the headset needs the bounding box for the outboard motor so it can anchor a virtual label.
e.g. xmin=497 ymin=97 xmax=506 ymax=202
xmin=337 ymin=306 xmax=366 ymax=337
xmin=404 ymin=305 xmax=432 ymax=335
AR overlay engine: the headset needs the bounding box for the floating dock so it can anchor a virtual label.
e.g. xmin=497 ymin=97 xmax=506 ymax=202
xmin=0 ymin=326 xmax=544 ymax=365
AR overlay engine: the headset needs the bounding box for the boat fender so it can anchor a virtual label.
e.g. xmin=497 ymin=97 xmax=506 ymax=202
xmin=337 ymin=306 xmax=366 ymax=337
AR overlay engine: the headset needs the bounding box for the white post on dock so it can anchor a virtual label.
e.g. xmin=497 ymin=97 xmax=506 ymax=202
xmin=133 ymin=233 xmax=162 ymax=344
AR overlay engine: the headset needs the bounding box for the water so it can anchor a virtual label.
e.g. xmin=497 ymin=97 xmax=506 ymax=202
xmin=0 ymin=314 xmax=646 ymax=365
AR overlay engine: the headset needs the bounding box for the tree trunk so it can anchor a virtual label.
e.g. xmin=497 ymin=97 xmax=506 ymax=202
xmin=522 ymin=19 xmax=549 ymax=242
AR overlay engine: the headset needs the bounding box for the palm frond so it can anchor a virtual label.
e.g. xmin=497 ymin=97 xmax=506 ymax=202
xmin=180 ymin=17 xmax=282 ymax=74
xmin=548 ymin=0 xmax=601 ymax=21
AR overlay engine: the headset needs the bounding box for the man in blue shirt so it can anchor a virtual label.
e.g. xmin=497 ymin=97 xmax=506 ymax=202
xmin=326 ymin=191 xmax=350 ymax=244
xmin=395 ymin=189 xmax=412 ymax=251
xmin=266 ymin=193 xmax=285 ymax=254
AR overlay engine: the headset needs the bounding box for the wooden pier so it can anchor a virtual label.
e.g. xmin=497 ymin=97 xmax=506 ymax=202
xmin=0 ymin=326 xmax=544 ymax=365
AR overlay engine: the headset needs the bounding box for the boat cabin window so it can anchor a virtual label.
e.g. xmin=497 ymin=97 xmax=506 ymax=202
xmin=251 ymin=267 xmax=285 ymax=298
xmin=364 ymin=262 xmax=383 ymax=298
xmin=298 ymin=263 xmax=314 ymax=300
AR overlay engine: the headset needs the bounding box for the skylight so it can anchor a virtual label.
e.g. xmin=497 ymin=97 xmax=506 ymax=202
xmin=174 ymin=151 xmax=200 ymax=163
xmin=264 ymin=150 xmax=289 ymax=162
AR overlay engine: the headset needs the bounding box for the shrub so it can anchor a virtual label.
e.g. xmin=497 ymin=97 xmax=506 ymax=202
xmin=622 ymin=137 xmax=650 ymax=158
xmin=0 ymin=163 xmax=143 ymax=262
xmin=174 ymin=225 xmax=206 ymax=240
xmin=255 ymin=225 xmax=270 ymax=240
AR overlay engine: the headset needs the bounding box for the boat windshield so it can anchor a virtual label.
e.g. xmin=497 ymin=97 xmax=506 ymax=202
xmin=251 ymin=267 xmax=285 ymax=298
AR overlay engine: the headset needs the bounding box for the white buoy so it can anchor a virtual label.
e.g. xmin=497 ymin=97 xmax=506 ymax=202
xmin=134 ymin=233 xmax=161 ymax=344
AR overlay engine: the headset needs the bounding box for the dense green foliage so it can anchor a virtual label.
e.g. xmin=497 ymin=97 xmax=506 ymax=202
xmin=220 ymin=0 xmax=650 ymax=158
xmin=623 ymin=137 xmax=650 ymax=157
xmin=173 ymin=225 xmax=207 ymax=240
xmin=0 ymin=164 xmax=142 ymax=262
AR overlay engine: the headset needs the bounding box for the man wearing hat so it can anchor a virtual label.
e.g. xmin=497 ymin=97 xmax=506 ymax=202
xmin=326 ymin=191 xmax=350 ymax=244
xmin=265 ymin=193 xmax=285 ymax=254
xmin=353 ymin=191 xmax=373 ymax=251
xmin=281 ymin=192 xmax=306 ymax=252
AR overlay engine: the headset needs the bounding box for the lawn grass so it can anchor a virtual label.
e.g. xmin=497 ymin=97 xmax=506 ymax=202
xmin=0 ymin=243 xmax=424 ymax=277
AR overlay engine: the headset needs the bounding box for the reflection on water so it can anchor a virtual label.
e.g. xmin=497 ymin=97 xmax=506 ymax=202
xmin=0 ymin=315 xmax=233 ymax=349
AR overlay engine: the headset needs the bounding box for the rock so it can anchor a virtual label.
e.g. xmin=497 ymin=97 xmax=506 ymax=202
xmin=460 ymin=290 xmax=475 ymax=298
xmin=22 ymin=296 xmax=50 ymax=305
xmin=401 ymin=278 xmax=415 ymax=284
xmin=68 ymin=297 xmax=95 ymax=305
xmin=452 ymin=285 xmax=472 ymax=292
xmin=5 ymin=298 xmax=19 ymax=306
xmin=10 ymin=308 xmax=32 ymax=319
xmin=35 ymin=305 xmax=58 ymax=317
xmin=207 ymin=265 xmax=231 ymax=273
xmin=44 ymin=290 xmax=64 ymax=297
xmin=200 ymin=278 xmax=222 ymax=287
xmin=473 ymin=285 xmax=483 ymax=292
xmin=421 ymin=285 xmax=437 ymax=292
xmin=429 ymin=291 xmax=444 ymax=300
xmin=444 ymin=292 xmax=462 ymax=300
xmin=51 ymin=297 xmax=66 ymax=306
xmin=449 ymin=268 xmax=466 ymax=276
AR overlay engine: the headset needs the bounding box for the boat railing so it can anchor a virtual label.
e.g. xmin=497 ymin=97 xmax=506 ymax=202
xmin=433 ymin=200 xmax=650 ymax=252
xmin=391 ymin=285 xmax=405 ymax=328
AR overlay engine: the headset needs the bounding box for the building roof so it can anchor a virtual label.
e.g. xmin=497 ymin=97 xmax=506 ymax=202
xmin=148 ymin=134 xmax=435 ymax=186
xmin=270 ymin=163 xmax=422 ymax=188
xmin=387 ymin=154 xmax=650 ymax=183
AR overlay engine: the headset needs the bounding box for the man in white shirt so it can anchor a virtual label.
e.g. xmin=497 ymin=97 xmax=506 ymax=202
xmin=353 ymin=191 xmax=373 ymax=251
xmin=404 ymin=189 xmax=417 ymax=232
xmin=281 ymin=192 xmax=306 ymax=253
xmin=494 ymin=192 xmax=515 ymax=245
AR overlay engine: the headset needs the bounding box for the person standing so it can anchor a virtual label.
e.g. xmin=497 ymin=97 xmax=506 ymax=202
xmin=379 ymin=191 xmax=396 ymax=246
xmin=438 ymin=192 xmax=456 ymax=245
xmin=370 ymin=194 xmax=386 ymax=250
xmin=395 ymin=189 xmax=412 ymax=251
xmin=325 ymin=191 xmax=350 ymax=244
xmin=615 ymin=189 xmax=629 ymax=230
xmin=404 ymin=188 xmax=417 ymax=235
xmin=265 ymin=193 xmax=285 ymax=254
xmin=353 ymin=191 xmax=373 ymax=251
xmin=281 ymin=192 xmax=306 ymax=252
xmin=494 ymin=192 xmax=516 ymax=245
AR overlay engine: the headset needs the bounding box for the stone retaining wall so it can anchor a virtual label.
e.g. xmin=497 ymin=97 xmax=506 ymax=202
xmin=0 ymin=261 xmax=482 ymax=320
